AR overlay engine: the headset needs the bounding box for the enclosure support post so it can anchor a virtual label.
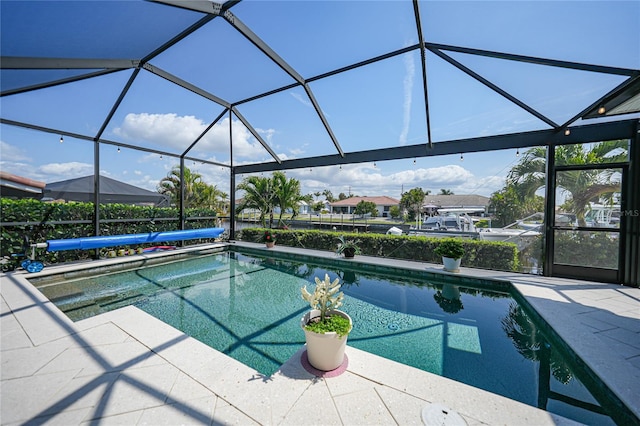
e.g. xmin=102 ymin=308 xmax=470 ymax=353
xmin=179 ymin=157 xmax=186 ymax=233
xmin=542 ymin=144 xmax=555 ymax=277
xmin=623 ymin=121 xmax=640 ymax=286
xmin=230 ymin=169 xmax=236 ymax=240
xmin=93 ymin=139 xmax=101 ymax=259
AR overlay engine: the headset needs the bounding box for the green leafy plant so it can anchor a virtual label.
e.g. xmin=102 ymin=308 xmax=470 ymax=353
xmin=240 ymin=228 xmax=519 ymax=272
xmin=434 ymin=291 xmax=464 ymax=314
xmin=260 ymin=229 xmax=276 ymax=243
xmin=335 ymin=235 xmax=361 ymax=256
xmin=0 ymin=199 xmax=218 ymax=265
xmin=301 ymin=274 xmax=351 ymax=336
xmin=434 ymin=239 xmax=465 ymax=259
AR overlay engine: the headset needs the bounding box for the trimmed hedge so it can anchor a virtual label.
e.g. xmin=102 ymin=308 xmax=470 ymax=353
xmin=1 ymin=198 xmax=218 ymax=266
xmin=239 ymin=228 xmax=519 ymax=272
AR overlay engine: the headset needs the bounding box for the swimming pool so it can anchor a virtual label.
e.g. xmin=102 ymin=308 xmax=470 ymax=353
xmin=31 ymin=248 xmax=629 ymax=425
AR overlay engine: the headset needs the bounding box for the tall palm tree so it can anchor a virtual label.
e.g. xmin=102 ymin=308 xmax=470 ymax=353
xmin=196 ymin=182 xmax=228 ymax=213
xmin=236 ymin=175 xmax=274 ymax=227
xmin=272 ymin=171 xmax=304 ymax=226
xmin=501 ymin=303 xmax=572 ymax=385
xmin=157 ymin=166 xmax=203 ymax=209
xmin=506 ymin=141 xmax=627 ymax=226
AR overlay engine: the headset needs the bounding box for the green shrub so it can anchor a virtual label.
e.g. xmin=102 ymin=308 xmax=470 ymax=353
xmin=434 ymin=239 xmax=466 ymax=259
xmin=0 ymin=198 xmax=218 ymax=265
xmin=239 ymin=228 xmax=519 ymax=271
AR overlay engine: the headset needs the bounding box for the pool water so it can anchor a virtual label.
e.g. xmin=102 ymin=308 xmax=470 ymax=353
xmin=33 ymin=250 xmax=626 ymax=425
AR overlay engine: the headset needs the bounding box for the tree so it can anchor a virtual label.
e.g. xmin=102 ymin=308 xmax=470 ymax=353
xmin=338 ymin=192 xmax=348 ymax=200
xmin=389 ymin=205 xmax=401 ymax=219
xmin=322 ymin=189 xmax=336 ymax=202
xmin=400 ymin=187 xmax=426 ymax=221
xmin=195 ymin=182 xmax=228 ymax=213
xmin=158 ymin=166 xmax=226 ymax=211
xmin=354 ymin=200 xmax=378 ymax=217
xmin=236 ymin=175 xmax=274 ymax=227
xmin=507 ymin=141 xmax=627 ymax=226
xmin=237 ymin=172 xmax=306 ymax=228
xmin=439 ymin=189 xmax=454 ymax=195
xmin=158 ymin=166 xmax=201 ymax=208
xmin=489 ymin=185 xmax=543 ymax=227
xmin=501 ymin=302 xmax=572 ymax=385
xmin=272 ymin=171 xmax=305 ymax=226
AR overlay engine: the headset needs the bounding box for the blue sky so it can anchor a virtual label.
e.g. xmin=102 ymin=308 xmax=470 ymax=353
xmin=1 ymin=1 xmax=638 ymax=201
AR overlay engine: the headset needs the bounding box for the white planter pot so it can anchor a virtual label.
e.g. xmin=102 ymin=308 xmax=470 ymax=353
xmin=442 ymin=256 xmax=461 ymax=272
xmin=301 ymin=309 xmax=352 ymax=371
xmin=442 ymin=284 xmax=460 ymax=300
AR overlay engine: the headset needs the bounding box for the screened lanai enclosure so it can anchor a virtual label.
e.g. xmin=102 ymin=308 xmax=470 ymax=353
xmin=1 ymin=1 xmax=639 ymax=286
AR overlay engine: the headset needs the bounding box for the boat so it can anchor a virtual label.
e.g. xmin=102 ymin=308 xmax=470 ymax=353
xmin=477 ymin=226 xmax=541 ymax=250
xmin=404 ymin=208 xmax=542 ymax=249
xmin=518 ymin=205 xmax=620 ymax=230
xmin=386 ymin=226 xmax=403 ymax=236
xmin=516 ymin=212 xmax=545 ymax=230
xmin=408 ymin=208 xmax=482 ymax=239
xmin=584 ymin=204 xmax=620 ymax=228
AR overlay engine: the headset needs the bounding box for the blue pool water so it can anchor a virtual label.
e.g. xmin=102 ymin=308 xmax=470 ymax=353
xmin=32 ymin=249 xmax=630 ymax=425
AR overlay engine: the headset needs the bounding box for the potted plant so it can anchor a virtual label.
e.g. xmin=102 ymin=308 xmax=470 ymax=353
xmin=434 ymin=239 xmax=465 ymax=272
xmin=433 ymin=284 xmax=464 ymax=314
xmin=300 ymin=274 xmax=353 ymax=371
xmin=336 ymin=235 xmax=361 ymax=258
xmin=261 ymin=229 xmax=276 ymax=248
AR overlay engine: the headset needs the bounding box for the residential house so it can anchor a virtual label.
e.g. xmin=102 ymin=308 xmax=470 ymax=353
xmin=330 ymin=196 xmax=400 ymax=218
xmin=0 ymin=171 xmax=46 ymax=199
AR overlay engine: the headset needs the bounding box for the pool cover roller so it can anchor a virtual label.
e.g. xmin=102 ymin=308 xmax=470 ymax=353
xmin=45 ymin=228 xmax=225 ymax=252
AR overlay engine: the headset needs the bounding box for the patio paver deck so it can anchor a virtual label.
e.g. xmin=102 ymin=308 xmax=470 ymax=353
xmin=2 ymin=242 xmax=639 ymax=425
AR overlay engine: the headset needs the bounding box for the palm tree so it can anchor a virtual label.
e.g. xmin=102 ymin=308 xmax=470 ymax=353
xmin=322 ymin=189 xmax=336 ymax=202
xmin=236 ymin=175 xmax=274 ymax=227
xmin=157 ymin=166 xmax=203 ymax=209
xmin=272 ymin=171 xmax=304 ymax=226
xmin=196 ymin=183 xmax=228 ymax=213
xmin=501 ymin=303 xmax=572 ymax=385
xmin=506 ymin=141 xmax=627 ymax=226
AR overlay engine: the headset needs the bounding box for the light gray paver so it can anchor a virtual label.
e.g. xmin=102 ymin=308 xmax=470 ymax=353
xmin=371 ymin=385 xmax=427 ymax=426
xmin=332 ymin=387 xmax=397 ymax=425
xmin=136 ymin=396 xmax=216 ymax=425
xmin=279 ymin=380 xmax=341 ymax=426
xmin=1 ymin=370 xmax=82 ymax=424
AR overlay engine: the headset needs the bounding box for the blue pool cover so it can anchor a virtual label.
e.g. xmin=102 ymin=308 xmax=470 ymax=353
xmin=45 ymin=228 xmax=224 ymax=251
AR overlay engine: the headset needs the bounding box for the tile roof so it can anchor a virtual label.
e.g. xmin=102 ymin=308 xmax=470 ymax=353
xmin=422 ymin=194 xmax=489 ymax=207
xmin=330 ymin=196 xmax=400 ymax=206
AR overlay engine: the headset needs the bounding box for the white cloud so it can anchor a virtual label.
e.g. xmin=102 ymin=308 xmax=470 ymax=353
xmin=39 ymin=162 xmax=93 ymax=179
xmin=113 ymin=113 xmax=205 ymax=149
xmin=0 ymin=142 xmax=94 ymax=183
xmin=200 ymin=117 xmax=273 ymax=160
xmin=289 ymin=146 xmax=306 ymax=156
xmin=290 ymin=92 xmax=312 ymax=108
xmin=399 ymin=51 xmax=415 ymax=146
xmin=0 ymin=141 xmax=30 ymax=162
xmin=256 ymin=127 xmax=276 ymax=145
xmin=0 ymin=160 xmax=32 ymax=178
xmin=279 ymin=163 xmax=491 ymax=199
xmin=113 ymin=113 xmax=274 ymax=162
